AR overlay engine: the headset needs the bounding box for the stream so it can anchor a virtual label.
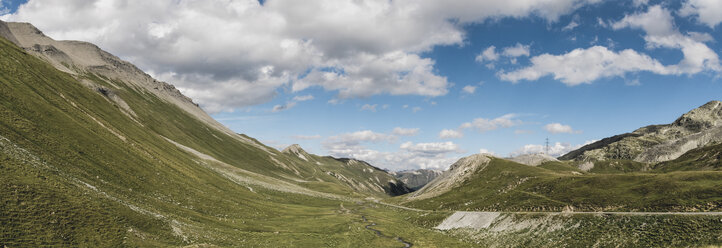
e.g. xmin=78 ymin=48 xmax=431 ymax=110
xmin=361 ymin=216 xmax=412 ymax=248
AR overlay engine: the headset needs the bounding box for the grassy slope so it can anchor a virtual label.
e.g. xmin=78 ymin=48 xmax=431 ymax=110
xmin=0 ymin=37 xmax=473 ymax=247
xmin=404 ymin=158 xmax=722 ymax=212
xmin=654 ymin=143 xmax=722 ymax=172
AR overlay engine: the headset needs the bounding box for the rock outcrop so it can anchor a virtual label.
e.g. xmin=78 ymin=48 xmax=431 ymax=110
xmin=409 ymin=154 xmax=493 ymax=200
xmin=560 ymin=101 xmax=722 ymax=163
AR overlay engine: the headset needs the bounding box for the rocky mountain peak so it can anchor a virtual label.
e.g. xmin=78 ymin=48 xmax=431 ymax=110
xmin=673 ymin=100 xmax=722 ymax=131
xmin=282 ymin=144 xmax=306 ymax=154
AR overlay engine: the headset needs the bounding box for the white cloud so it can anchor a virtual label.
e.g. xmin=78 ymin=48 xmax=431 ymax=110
xmin=322 ymin=130 xmax=462 ymax=170
xmin=460 ymin=114 xmax=522 ymax=132
xmin=479 ymin=148 xmax=495 ymax=155
xmin=475 ymin=46 xmax=499 ymax=62
xmin=510 ymin=141 xmax=593 ymax=157
xmin=292 ymin=95 xmax=314 ymax=101
xmin=392 ymin=127 xmax=420 ymax=136
xmin=272 ymin=101 xmax=297 ymax=112
xmin=412 ymin=106 xmax=422 ymax=113
xmin=292 ymin=135 xmax=322 ymax=140
xmin=462 ymin=85 xmax=477 ymax=94
xmin=562 ymin=20 xmax=579 ymax=31
xmin=503 ymin=43 xmax=531 ymax=57
xmin=612 ymin=5 xmax=721 ymax=74
xmin=679 ymin=0 xmax=722 ymax=28
xmin=361 ymin=104 xmax=378 ymax=112
xmin=439 ymin=129 xmax=464 ymax=139
xmin=499 ymin=46 xmax=669 ymax=85
xmin=3 ymin=0 xmax=601 ymax=113
xmin=400 ymin=141 xmax=460 ymax=154
xmin=633 ymin=0 xmax=649 ymax=7
xmin=544 ymin=123 xmax=581 ymax=134
xmin=501 ymin=5 xmax=721 ymax=85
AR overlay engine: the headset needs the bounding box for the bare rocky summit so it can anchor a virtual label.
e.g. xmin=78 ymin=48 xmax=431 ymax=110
xmin=560 ymin=100 xmax=722 ymax=163
xmin=409 ymin=154 xmax=493 ymax=200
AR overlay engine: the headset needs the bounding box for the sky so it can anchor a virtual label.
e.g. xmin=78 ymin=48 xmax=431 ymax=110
xmin=2 ymin=0 xmax=721 ymax=171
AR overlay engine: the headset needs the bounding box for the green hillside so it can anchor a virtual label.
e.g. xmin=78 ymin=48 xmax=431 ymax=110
xmin=0 ymin=34 xmax=472 ymax=247
xmin=403 ymin=157 xmax=722 ymax=212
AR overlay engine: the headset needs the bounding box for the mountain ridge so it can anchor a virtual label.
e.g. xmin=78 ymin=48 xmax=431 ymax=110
xmin=560 ymin=100 xmax=722 ymax=163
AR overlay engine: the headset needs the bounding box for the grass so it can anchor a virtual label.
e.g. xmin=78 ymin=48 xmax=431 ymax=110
xmin=404 ymin=158 xmax=722 ymax=212
xmin=0 ymin=35 xmax=472 ymax=247
xmin=2 ymin=32 xmax=721 ymax=247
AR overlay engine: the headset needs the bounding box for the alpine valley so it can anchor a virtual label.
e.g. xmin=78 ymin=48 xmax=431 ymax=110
xmin=1 ymin=19 xmax=721 ymax=248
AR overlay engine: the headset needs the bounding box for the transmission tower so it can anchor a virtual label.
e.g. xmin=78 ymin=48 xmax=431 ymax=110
xmin=545 ymin=138 xmax=550 ymax=155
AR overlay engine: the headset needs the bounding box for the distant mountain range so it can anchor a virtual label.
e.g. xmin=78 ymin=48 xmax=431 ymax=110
xmin=402 ymin=101 xmax=722 ymax=212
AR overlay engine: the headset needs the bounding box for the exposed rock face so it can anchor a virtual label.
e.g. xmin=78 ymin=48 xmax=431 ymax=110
xmin=281 ymin=144 xmax=412 ymax=196
xmin=282 ymin=144 xmax=311 ymax=161
xmin=0 ymin=20 xmax=19 ymax=45
xmin=409 ymin=154 xmax=493 ymax=200
xmin=0 ymin=21 xmax=269 ymax=151
xmin=560 ymin=101 xmax=722 ymax=163
xmin=392 ymin=169 xmax=443 ymax=190
xmin=508 ymin=153 xmax=558 ymax=166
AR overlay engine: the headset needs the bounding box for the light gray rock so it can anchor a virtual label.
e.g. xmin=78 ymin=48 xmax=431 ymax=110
xmin=561 ymin=101 xmax=722 ymax=163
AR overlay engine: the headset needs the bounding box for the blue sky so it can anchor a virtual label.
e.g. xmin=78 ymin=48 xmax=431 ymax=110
xmin=3 ymin=0 xmax=721 ymax=170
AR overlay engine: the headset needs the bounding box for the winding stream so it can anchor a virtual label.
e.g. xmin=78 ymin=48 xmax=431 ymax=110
xmin=361 ymin=216 xmax=412 ymax=248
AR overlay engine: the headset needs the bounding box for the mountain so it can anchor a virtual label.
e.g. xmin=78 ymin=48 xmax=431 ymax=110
xmin=281 ymin=144 xmax=411 ymax=196
xmin=507 ymin=153 xmax=558 ymax=166
xmin=0 ymin=20 xmax=475 ymax=247
xmin=560 ymin=100 xmax=722 ymax=163
xmin=408 ymin=154 xmax=494 ymax=200
xmin=653 ymin=142 xmax=722 ymax=172
xmin=404 ymin=150 xmax=722 ymax=212
xmin=392 ymin=169 xmax=443 ymax=190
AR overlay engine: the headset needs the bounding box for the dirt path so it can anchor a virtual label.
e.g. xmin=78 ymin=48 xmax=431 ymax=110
xmin=509 ymin=211 xmax=722 ymax=215
xmin=436 ymin=210 xmax=722 ymax=230
xmin=361 ymin=215 xmax=412 ymax=248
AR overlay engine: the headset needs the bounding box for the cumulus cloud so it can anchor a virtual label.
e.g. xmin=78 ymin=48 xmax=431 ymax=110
xmin=509 ymin=141 xmax=594 ymax=157
xmin=292 ymin=135 xmax=322 ymax=140
xmin=272 ymin=102 xmax=297 ymax=112
xmin=476 ymin=46 xmax=499 ymax=62
xmin=502 ymin=43 xmax=531 ymax=57
xmin=460 ymin=114 xmax=522 ymax=132
xmin=479 ymin=148 xmax=496 ymax=155
xmin=679 ymin=0 xmax=722 ymax=28
xmin=292 ymin=95 xmax=314 ymax=101
xmin=499 ymin=46 xmax=669 ymax=85
xmin=462 ymin=85 xmax=477 ymax=94
xmin=392 ymin=127 xmax=420 ymax=136
xmin=322 ymin=130 xmax=462 ymax=170
xmin=361 ymin=104 xmax=378 ymax=112
xmin=500 ymin=5 xmax=720 ymax=86
xmin=613 ymin=5 xmax=721 ymax=74
xmin=562 ymin=20 xmax=579 ymax=31
xmin=271 ymin=94 xmax=315 ymax=112
xmin=439 ymin=129 xmax=464 ymax=139
xmin=544 ymin=123 xmax=581 ymax=134
xmin=2 ymin=0 xmax=600 ymax=113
